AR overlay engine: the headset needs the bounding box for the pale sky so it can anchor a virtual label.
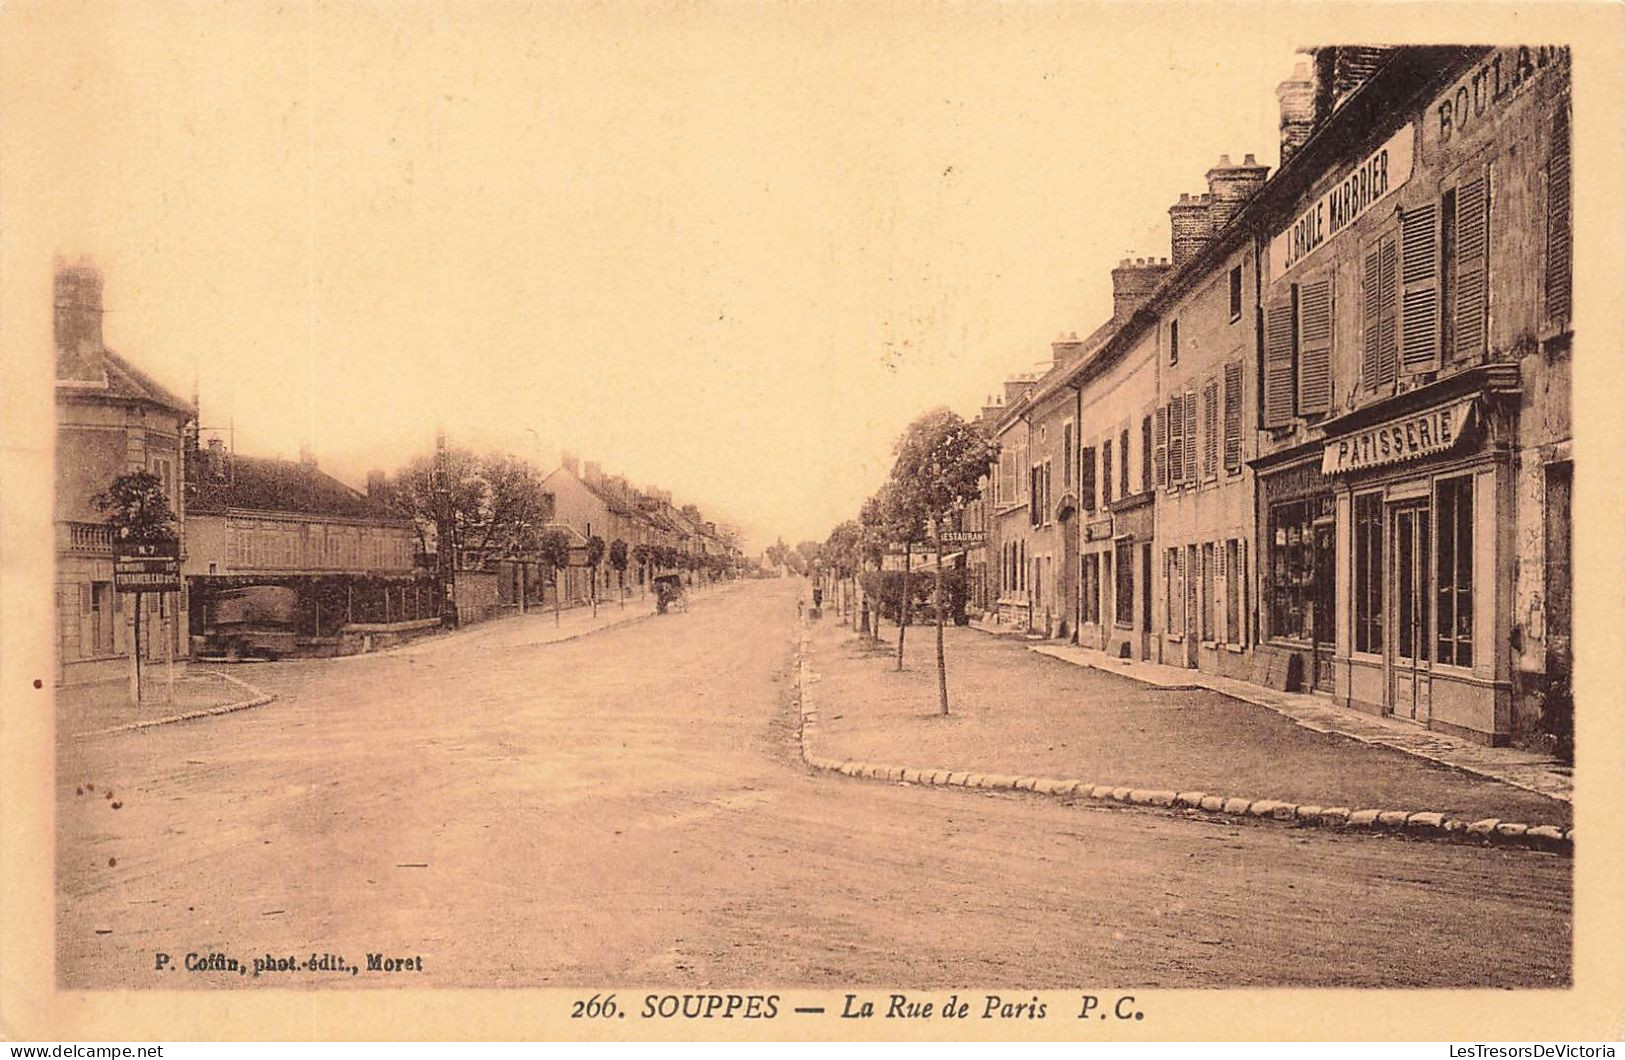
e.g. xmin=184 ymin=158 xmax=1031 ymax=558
xmin=10 ymin=1 xmax=1303 ymax=550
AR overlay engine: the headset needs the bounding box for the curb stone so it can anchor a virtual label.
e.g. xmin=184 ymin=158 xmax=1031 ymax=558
xmin=792 ymin=628 xmax=1571 ymax=855
xmin=76 ymin=669 xmax=278 ymax=738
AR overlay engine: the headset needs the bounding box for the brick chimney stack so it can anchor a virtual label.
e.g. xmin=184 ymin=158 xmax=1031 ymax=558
xmin=54 ymin=261 xmax=104 ymax=357
xmin=980 ymin=394 xmax=1003 ymax=424
xmin=1051 ymin=331 xmax=1085 ymax=367
xmin=1206 ymin=153 xmax=1271 ymax=232
xmin=1112 ymin=257 xmax=1173 ymax=320
xmin=1168 ymin=194 xmax=1215 ymax=268
xmin=561 ymin=451 xmax=580 ymax=476
xmin=1002 ymin=378 xmax=1035 ymax=406
xmin=1276 ymin=61 xmax=1317 ymax=164
xmin=367 ymin=469 xmax=387 ymax=497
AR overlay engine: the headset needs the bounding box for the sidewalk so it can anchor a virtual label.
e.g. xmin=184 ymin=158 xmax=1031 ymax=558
xmin=809 ymin=618 xmax=1570 ymax=830
xmin=59 ymin=668 xmax=270 ymax=737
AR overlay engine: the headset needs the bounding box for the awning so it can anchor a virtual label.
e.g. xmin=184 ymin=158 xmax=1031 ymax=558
xmin=1321 ymin=398 xmax=1476 ymax=476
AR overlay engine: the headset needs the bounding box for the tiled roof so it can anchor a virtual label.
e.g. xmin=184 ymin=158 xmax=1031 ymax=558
xmin=56 ymin=344 xmax=195 ymax=417
xmin=190 ymin=454 xmax=406 ymax=523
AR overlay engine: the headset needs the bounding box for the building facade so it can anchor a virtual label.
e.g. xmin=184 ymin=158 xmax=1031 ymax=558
xmin=54 ymin=263 xmax=195 ymax=686
xmin=1250 ymin=45 xmax=1572 ymax=744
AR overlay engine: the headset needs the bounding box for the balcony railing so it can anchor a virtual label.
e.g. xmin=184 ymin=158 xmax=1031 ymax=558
xmin=59 ymin=522 xmax=112 ymax=555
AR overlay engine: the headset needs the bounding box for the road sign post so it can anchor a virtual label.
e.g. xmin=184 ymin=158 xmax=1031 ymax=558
xmin=113 ymin=539 xmax=181 ymax=705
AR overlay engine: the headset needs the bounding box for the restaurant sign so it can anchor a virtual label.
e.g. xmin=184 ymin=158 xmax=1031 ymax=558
xmin=1269 ymin=123 xmax=1414 ymax=282
xmin=1321 ymin=400 xmax=1476 ymax=476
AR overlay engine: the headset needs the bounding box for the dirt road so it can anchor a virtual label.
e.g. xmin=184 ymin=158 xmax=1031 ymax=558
xmin=58 ymin=578 xmax=1570 ymax=988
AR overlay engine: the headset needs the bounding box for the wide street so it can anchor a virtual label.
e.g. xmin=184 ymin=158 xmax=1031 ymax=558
xmin=58 ymin=578 xmax=1570 ymax=989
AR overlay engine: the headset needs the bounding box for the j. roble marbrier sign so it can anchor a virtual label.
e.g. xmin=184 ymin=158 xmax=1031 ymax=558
xmin=1269 ymin=123 xmax=1414 ymax=282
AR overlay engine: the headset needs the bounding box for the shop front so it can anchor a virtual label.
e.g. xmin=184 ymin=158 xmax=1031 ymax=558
xmin=1254 ymin=452 xmax=1338 ymax=694
xmin=1321 ymin=372 xmax=1519 ymax=744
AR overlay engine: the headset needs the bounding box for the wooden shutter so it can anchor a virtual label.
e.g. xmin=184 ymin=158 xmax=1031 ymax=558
xmin=1453 ymin=175 xmax=1489 ymax=360
xmin=1101 ymin=439 xmax=1113 ymax=504
xmin=1362 ymin=235 xmax=1398 ymax=389
xmin=1400 ymin=203 xmax=1440 ymax=373
xmin=1546 ymin=105 xmax=1573 ymax=323
xmin=1168 ymin=397 xmax=1184 ymax=483
xmin=1223 ymin=360 xmax=1243 ymax=472
xmin=1202 ymin=380 xmax=1219 ymax=478
xmin=1153 ymin=407 xmax=1168 ymax=487
xmin=1189 ymin=386 xmax=1202 ymax=481
xmin=1080 ymin=446 xmax=1096 ymax=510
xmin=1262 ymin=295 xmax=1296 ymax=427
xmin=1297 ymin=276 xmax=1333 ymax=414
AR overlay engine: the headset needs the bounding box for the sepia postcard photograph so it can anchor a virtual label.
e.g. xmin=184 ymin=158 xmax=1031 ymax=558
xmin=1 ymin=0 xmax=1621 ymax=1045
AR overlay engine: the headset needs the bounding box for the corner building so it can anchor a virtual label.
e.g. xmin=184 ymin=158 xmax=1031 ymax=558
xmin=1248 ymin=46 xmax=1572 ymax=743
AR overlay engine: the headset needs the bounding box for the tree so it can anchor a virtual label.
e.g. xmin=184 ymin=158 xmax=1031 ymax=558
xmin=824 ymin=520 xmax=862 ymax=621
xmin=93 ymin=470 xmax=178 ymax=697
xmin=608 ymin=539 xmax=630 ymax=609
xmin=584 ymin=534 xmax=606 ymax=617
xmin=877 ymin=478 xmax=928 ymax=670
xmin=888 ymin=407 xmax=1000 ymax=715
xmin=857 ymin=493 xmax=889 ymax=639
xmin=538 ymin=528 xmax=572 ymax=627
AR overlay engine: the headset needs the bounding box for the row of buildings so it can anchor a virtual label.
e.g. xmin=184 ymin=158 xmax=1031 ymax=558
xmin=53 ymin=263 xmax=742 ymax=685
xmin=956 ymin=45 xmax=1572 ymax=748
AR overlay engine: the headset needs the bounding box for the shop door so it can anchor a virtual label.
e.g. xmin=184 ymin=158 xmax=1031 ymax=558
xmin=1310 ymin=522 xmax=1335 ymax=692
xmin=1388 ymin=503 xmax=1431 ymax=722
xmin=1140 ymin=542 xmax=1153 ymax=660
xmin=1060 ymin=514 xmax=1078 ymax=642
xmin=1182 ymin=544 xmax=1199 ymax=667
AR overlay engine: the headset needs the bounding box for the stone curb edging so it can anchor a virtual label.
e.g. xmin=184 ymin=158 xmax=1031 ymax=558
xmin=75 ymin=669 xmax=277 ymax=738
xmin=794 ymin=631 xmax=1572 ymax=856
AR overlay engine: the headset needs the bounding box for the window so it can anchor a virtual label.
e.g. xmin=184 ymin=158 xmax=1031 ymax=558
xmin=1229 ymin=265 xmax=1244 ymax=322
xmin=1354 ymin=492 xmax=1384 ymax=654
xmin=90 ymin=581 xmax=113 ymax=656
xmin=1101 ymin=440 xmax=1113 ymax=505
xmin=1062 ymin=421 xmax=1074 ymax=489
xmin=1202 ymin=380 xmax=1219 ymax=479
xmin=1545 ymin=462 xmax=1572 ymax=653
xmin=1182 ymin=391 xmax=1197 ymax=486
xmin=1115 ymin=539 xmax=1134 ymax=626
xmin=1262 ymin=290 xmax=1297 ymax=428
xmin=1169 ymin=319 xmax=1179 ymax=365
xmin=1266 ymin=496 xmax=1331 ymax=642
xmin=1044 ymin=460 xmax=1053 ymax=523
xmin=1436 ymin=476 xmax=1474 ymax=667
xmin=1399 ymin=202 xmax=1441 ymax=373
xmin=1546 ymin=104 xmax=1573 ymax=325
xmin=1165 ymin=547 xmax=1184 ymax=634
xmin=1223 ymin=361 xmax=1243 ymax=472
xmin=1119 ymin=428 xmax=1130 ymax=497
xmin=1451 ymin=173 xmax=1489 ymax=361
xmin=1362 ymin=232 xmax=1399 ymax=390
xmin=1224 ymin=540 xmax=1241 ymax=645
xmin=1201 ymin=542 xmax=1215 ymax=641
xmin=1029 ymin=466 xmax=1043 ymax=528
xmin=1140 ymin=415 xmax=1153 ymax=493
xmin=1166 ymin=396 xmax=1184 ymax=484
xmin=1297 ymin=277 xmax=1333 ymax=415
xmin=1083 ymin=553 xmax=1100 ymax=624
xmin=1080 ymin=446 xmax=1096 ymax=511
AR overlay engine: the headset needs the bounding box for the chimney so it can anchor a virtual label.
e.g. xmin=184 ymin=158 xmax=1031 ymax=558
xmin=1327 ymin=46 xmax=1394 ymax=113
xmin=1206 ymin=153 xmax=1271 ymax=231
xmin=298 ymin=443 xmax=318 ymax=468
xmin=1112 ymin=257 xmax=1173 ymax=319
xmin=1277 ymin=60 xmax=1316 ymax=164
xmin=583 ymin=460 xmax=602 ymax=486
xmin=1168 ymin=193 xmax=1215 ymax=268
xmin=981 ymin=394 xmax=1003 ymax=424
xmin=366 ymin=469 xmax=387 ymax=497
xmin=561 ymin=451 xmax=580 ymax=476
xmin=1051 ymin=331 xmax=1085 ymax=367
xmin=1002 ymin=378 xmax=1034 ymax=406
xmin=54 ymin=261 xmax=105 ymax=376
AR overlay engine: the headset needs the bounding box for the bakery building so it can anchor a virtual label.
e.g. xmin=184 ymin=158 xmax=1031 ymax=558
xmin=1248 ymin=46 xmax=1572 ymax=744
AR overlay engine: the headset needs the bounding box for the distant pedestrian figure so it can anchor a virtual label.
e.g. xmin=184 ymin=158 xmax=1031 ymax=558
xmin=812 ymin=585 xmax=823 ymax=610
xmin=797 ymin=597 xmax=805 ymax=620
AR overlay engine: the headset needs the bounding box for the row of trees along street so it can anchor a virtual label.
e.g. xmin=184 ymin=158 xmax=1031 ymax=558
xmin=810 ymin=408 xmax=998 ymax=716
xmin=373 ymin=445 xmax=744 ymax=626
